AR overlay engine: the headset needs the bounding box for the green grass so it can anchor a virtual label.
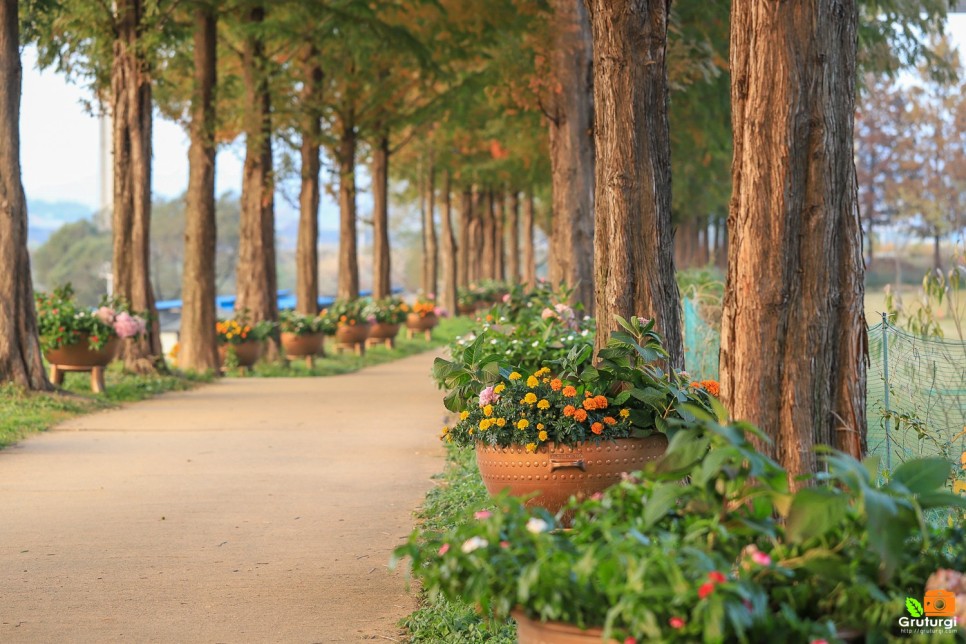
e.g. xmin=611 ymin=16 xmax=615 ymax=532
xmin=399 ymin=446 xmax=517 ymax=643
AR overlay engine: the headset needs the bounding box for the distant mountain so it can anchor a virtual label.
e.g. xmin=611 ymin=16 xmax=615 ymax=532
xmin=27 ymin=199 xmax=95 ymax=248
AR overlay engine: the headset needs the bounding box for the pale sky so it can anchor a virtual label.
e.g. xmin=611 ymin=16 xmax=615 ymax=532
xmin=18 ymin=15 xmax=966 ymax=216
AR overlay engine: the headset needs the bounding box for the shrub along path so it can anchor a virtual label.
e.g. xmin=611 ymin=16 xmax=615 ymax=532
xmin=0 ymin=351 xmax=448 ymax=642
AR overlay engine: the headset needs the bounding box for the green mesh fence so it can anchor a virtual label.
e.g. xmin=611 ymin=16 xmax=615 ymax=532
xmin=682 ymin=299 xmax=966 ymax=473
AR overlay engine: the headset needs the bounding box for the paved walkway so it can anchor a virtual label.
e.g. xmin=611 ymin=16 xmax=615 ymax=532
xmin=0 ymin=352 xmax=448 ymax=643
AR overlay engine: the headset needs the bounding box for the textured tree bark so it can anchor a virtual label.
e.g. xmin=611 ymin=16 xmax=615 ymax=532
xmin=548 ymin=0 xmax=595 ymax=312
xmin=468 ymin=188 xmax=483 ymax=283
xmin=336 ymin=109 xmax=359 ymax=300
xmin=236 ymin=4 xmax=278 ymax=357
xmin=0 ymin=0 xmax=49 ymax=390
xmin=422 ymin=154 xmax=438 ymax=297
xmin=296 ymin=46 xmax=322 ymax=315
xmin=586 ymin=0 xmax=682 ymax=367
xmin=457 ymin=186 xmax=472 ymax=288
xmin=371 ymin=132 xmax=391 ymax=299
xmin=178 ymin=7 xmax=219 ymax=373
xmin=522 ymin=191 xmax=536 ymax=288
xmin=721 ymin=0 xmax=867 ymax=482
xmin=439 ymin=171 xmax=458 ymax=316
xmin=481 ymin=190 xmax=496 ymax=280
xmin=494 ymin=191 xmax=506 ymax=281
xmin=112 ymin=0 xmax=163 ymax=373
xmin=506 ymin=191 xmax=520 ymax=283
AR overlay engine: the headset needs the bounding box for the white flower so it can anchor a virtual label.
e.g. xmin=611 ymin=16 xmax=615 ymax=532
xmin=531 ymin=340 xmax=539 ymax=348
xmin=505 ymin=350 xmax=512 ymax=355
xmin=491 ymin=339 xmax=498 ymax=345
xmin=457 ymin=340 xmax=466 ymax=345
xmin=500 ymin=316 xmax=508 ymax=323
xmin=581 ymin=329 xmax=589 ymax=336
xmin=512 ymin=340 xmax=520 ymax=344
xmin=526 ymin=518 xmax=549 ymax=534
xmin=461 ymin=536 xmax=488 ymax=553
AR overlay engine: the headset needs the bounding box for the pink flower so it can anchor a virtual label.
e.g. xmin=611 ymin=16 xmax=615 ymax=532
xmin=810 ymin=640 xmax=829 ymax=644
xmin=590 ymin=492 xmax=603 ymax=501
xmin=113 ymin=312 xmax=145 ymax=339
xmin=554 ymin=303 xmax=574 ymax=319
xmin=478 ymin=386 xmax=499 ymax=407
xmin=751 ymin=550 xmax=772 ymax=566
xmin=499 ymin=541 xmax=510 ymax=549
xmin=624 ymin=638 xmax=636 ymax=644
xmin=669 ymin=617 xmax=685 ymax=629
xmin=474 ymin=510 xmax=492 ymax=520
xmin=502 ymin=293 xmax=511 ymax=303
xmin=438 ymin=543 xmax=450 ymax=555
xmin=434 ymin=306 xmax=449 ymax=318
xmin=541 ymin=307 xmax=555 ymax=320
xmin=95 ymin=306 xmax=116 ymax=325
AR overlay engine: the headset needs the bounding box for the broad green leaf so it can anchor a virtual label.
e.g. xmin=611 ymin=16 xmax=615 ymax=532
xmin=890 ymin=458 xmax=951 ymax=494
xmin=642 ymin=483 xmax=685 ymax=529
xmin=786 ymin=488 xmax=848 ymax=543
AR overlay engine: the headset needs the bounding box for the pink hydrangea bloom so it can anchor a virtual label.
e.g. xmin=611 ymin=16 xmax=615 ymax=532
xmin=113 ymin=312 xmax=145 ymax=339
xmin=95 ymin=306 xmax=116 ymax=325
xmin=540 ymin=307 xmax=555 ymax=320
xmin=478 ymin=385 xmax=499 ymax=407
xmin=502 ymin=293 xmax=511 ymax=303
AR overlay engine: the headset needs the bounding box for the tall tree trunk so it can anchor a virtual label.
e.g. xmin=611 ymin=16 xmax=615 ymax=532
xmin=112 ymin=0 xmax=162 ymax=373
xmin=522 ymin=190 xmax=536 ymax=289
xmin=714 ymin=218 xmax=728 ymax=269
xmin=506 ymin=191 xmax=520 ymax=283
xmin=586 ymin=0 xmax=682 ymax=368
xmin=933 ymin=233 xmax=942 ymax=272
xmin=468 ymin=188 xmax=483 ymax=284
xmin=721 ymin=0 xmax=867 ymax=483
xmin=548 ymin=0 xmax=595 ymax=312
xmin=481 ymin=190 xmax=496 ymax=280
xmin=439 ymin=171 xmax=458 ymax=316
xmin=179 ymin=6 xmax=218 ymax=373
xmin=422 ymin=154 xmax=438 ymax=297
xmin=494 ymin=191 xmax=506 ymax=281
xmin=236 ymin=4 xmax=278 ymax=352
xmin=458 ymin=186 xmax=472 ymax=288
xmin=0 ymin=0 xmax=48 ymax=390
xmin=296 ymin=46 xmax=322 ymax=315
xmin=336 ymin=107 xmax=359 ymax=300
xmin=371 ymin=131 xmax=391 ymax=299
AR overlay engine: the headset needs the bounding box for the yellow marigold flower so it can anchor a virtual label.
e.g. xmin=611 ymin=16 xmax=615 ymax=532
xmin=495 ymin=418 xmax=506 ymax=427
xmin=537 ymin=423 xmax=544 ymax=430
xmin=460 ymin=410 xmax=470 ymax=421
xmin=494 ymin=383 xmax=506 ymax=394
xmin=538 ymin=430 xmax=548 ymax=442
xmin=619 ymin=409 xmax=630 ymax=418
xmin=483 ymin=404 xmax=493 ymax=417
xmin=526 ymin=375 xmax=539 ymax=388
xmin=524 ymin=392 xmax=538 ymax=404
xmin=537 ymin=399 xmax=550 ymax=410
xmin=509 ymin=372 xmax=522 ymax=380
xmin=525 ymin=442 xmax=537 ymax=453
xmin=517 ymin=419 xmax=529 ymax=430
xmin=440 ymin=426 xmax=449 ymax=436
xmin=468 ymin=428 xmax=474 ymax=435
xmin=535 ymin=367 xmax=550 ymax=377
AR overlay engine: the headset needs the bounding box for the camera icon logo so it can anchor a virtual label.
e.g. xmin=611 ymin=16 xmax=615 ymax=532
xmin=924 ymin=589 xmax=957 ymax=617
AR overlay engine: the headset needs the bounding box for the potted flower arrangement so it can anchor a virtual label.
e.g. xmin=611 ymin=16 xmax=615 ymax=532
xmin=329 ymin=298 xmax=371 ymax=352
xmin=278 ymin=310 xmax=327 ymax=364
xmin=434 ymin=316 xmax=716 ymax=514
xmin=406 ymin=294 xmax=439 ymax=339
xmin=395 ymin=417 xmax=966 ymax=642
xmin=366 ymin=297 xmax=407 ymax=348
xmin=457 ymin=287 xmax=481 ymax=315
xmin=216 ymin=315 xmax=274 ymax=369
xmin=36 ymin=285 xmax=147 ymax=391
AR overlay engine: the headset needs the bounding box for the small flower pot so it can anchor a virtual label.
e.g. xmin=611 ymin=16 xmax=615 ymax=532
xmin=367 ymin=322 xmax=400 ymax=349
xmin=512 ymin=611 xmax=615 ymax=644
xmin=475 ymin=436 xmax=667 ymax=516
xmin=406 ymin=312 xmax=438 ymax=330
xmin=218 ymin=340 xmax=262 ymax=369
xmin=281 ymin=332 xmax=324 ymax=357
xmin=44 ymin=334 xmax=120 ymax=393
xmin=457 ymin=303 xmax=476 ymax=316
xmin=335 ymin=322 xmax=370 ymax=345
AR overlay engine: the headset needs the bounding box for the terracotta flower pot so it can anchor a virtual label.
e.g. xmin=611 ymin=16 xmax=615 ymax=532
xmin=218 ymin=340 xmax=262 ymax=368
xmin=512 ymin=611 xmax=616 ymax=644
xmin=457 ymin=303 xmax=476 ymax=315
xmin=368 ymin=322 xmax=400 ymax=340
xmin=406 ymin=312 xmax=438 ymax=331
xmin=475 ymin=436 xmax=667 ymax=515
xmin=281 ymin=332 xmax=324 ymax=357
xmin=335 ymin=322 xmax=370 ymax=345
xmin=44 ymin=334 xmax=119 ymax=368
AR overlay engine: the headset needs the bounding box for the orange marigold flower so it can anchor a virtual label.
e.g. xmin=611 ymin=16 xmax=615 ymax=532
xmin=595 ymin=395 xmax=608 ymax=408
xmin=582 ymin=398 xmax=598 ymax=411
xmin=562 ymin=386 xmax=577 ymax=397
xmin=573 ymin=409 xmax=588 ymax=422
xmin=550 ymin=379 xmax=563 ymax=392
xmin=563 ymin=405 xmax=576 ymax=417
xmin=591 ymin=422 xmax=604 ymax=435
xmin=603 ymin=416 xmax=617 ymax=426
xmin=701 ymin=380 xmax=720 ymax=397
xmin=585 ymin=391 xmax=594 ymax=398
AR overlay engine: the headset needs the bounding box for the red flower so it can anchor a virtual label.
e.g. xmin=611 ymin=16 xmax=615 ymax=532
xmin=624 ymin=638 xmax=636 ymax=644
xmin=698 ymin=582 xmax=715 ymax=599
xmin=669 ymin=617 xmax=685 ymax=629
xmin=708 ymin=571 xmax=726 ymax=584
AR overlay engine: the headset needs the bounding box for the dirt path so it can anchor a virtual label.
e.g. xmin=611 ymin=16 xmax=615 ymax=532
xmin=0 ymin=352 xmax=448 ymax=643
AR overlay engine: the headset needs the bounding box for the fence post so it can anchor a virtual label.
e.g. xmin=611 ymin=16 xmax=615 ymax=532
xmin=881 ymin=312 xmax=892 ymax=471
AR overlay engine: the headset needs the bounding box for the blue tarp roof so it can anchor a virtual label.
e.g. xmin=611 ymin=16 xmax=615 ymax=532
xmin=156 ymin=288 xmax=398 ymax=313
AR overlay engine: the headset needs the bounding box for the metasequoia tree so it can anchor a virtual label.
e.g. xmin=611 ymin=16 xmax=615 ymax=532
xmin=586 ymin=0 xmax=682 ymax=367
xmin=0 ymin=0 xmax=49 ymax=390
xmin=438 ymin=171 xmax=458 ymax=315
xmin=295 ymin=42 xmax=323 ymax=314
xmin=178 ymin=3 xmax=219 ymax=372
xmin=721 ymin=0 xmax=867 ymax=481
xmin=547 ymin=0 xmax=594 ymax=312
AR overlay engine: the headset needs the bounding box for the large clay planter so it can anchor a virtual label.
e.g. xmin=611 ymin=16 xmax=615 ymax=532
xmin=475 ymin=436 xmax=667 ymax=515
xmin=218 ymin=340 xmax=262 ymax=368
xmin=513 ymin=611 xmax=615 ymax=644
xmin=281 ymin=332 xmax=324 ymax=357
xmin=335 ymin=322 xmax=370 ymax=345
xmin=457 ymin=303 xmax=476 ymax=316
xmin=368 ymin=322 xmax=400 ymax=341
xmin=44 ymin=334 xmax=119 ymax=368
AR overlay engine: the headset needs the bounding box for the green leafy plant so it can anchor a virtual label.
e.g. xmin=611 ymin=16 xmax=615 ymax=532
xmin=325 ymin=298 xmax=370 ymax=327
xmin=278 ymin=310 xmax=326 ymax=336
xmin=367 ymin=297 xmax=408 ymax=325
xmin=35 ymin=283 xmax=147 ymax=351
